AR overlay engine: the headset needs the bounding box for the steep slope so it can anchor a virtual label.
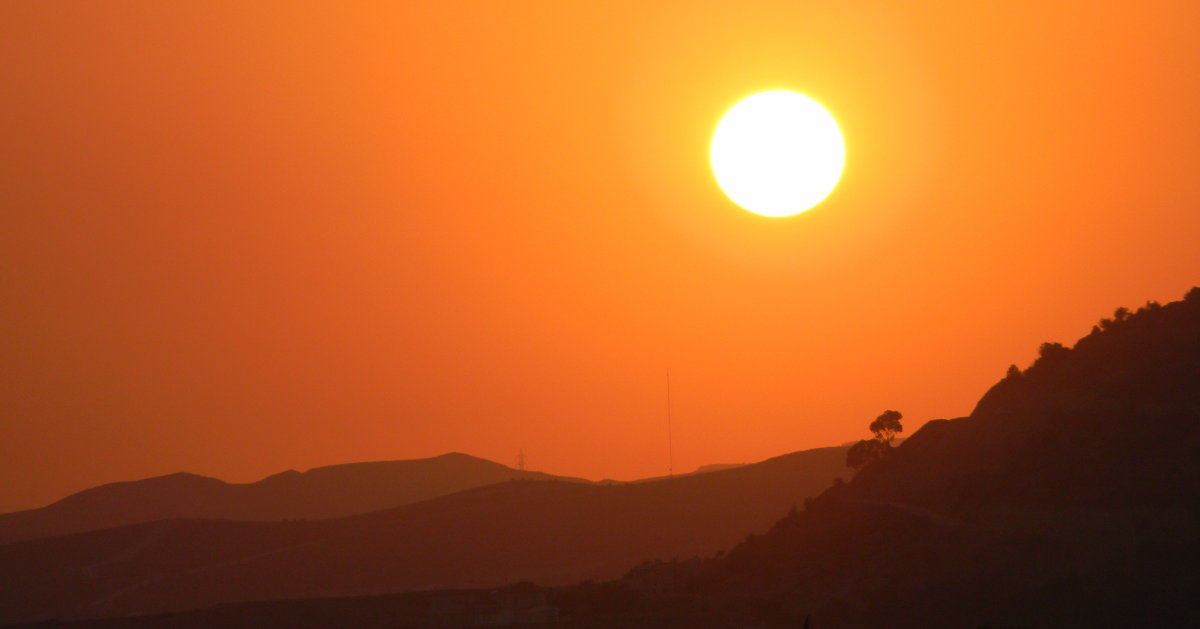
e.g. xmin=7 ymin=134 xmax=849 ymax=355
xmin=851 ymin=293 xmax=1200 ymax=514
xmin=0 ymin=445 xmax=849 ymax=623
xmin=696 ymin=288 xmax=1200 ymax=628
xmin=0 ymin=453 xmax=583 ymax=545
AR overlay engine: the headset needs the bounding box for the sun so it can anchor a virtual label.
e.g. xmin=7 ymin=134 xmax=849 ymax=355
xmin=710 ymin=91 xmax=846 ymax=217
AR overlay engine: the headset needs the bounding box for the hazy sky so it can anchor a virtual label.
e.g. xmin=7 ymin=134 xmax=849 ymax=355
xmin=3 ymin=0 xmax=1199 ymax=512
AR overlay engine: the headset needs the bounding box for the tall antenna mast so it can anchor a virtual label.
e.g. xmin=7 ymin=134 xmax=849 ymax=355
xmin=516 ymin=448 xmax=527 ymax=472
xmin=667 ymin=370 xmax=674 ymax=478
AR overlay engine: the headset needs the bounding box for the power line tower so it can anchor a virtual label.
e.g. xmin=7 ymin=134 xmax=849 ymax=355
xmin=516 ymin=448 xmax=527 ymax=472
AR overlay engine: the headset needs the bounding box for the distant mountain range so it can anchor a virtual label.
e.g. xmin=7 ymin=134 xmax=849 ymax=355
xmin=0 ymin=445 xmax=849 ymax=623
xmin=0 ymin=453 xmax=585 ymax=545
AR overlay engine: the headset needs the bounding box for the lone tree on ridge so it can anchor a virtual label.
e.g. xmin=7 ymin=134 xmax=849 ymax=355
xmin=846 ymin=409 xmax=903 ymax=471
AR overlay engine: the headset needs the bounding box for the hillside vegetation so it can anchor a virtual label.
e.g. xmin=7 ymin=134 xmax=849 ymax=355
xmin=693 ymin=288 xmax=1200 ymax=627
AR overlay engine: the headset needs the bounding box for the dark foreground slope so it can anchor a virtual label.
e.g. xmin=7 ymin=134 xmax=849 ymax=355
xmin=0 ymin=445 xmax=847 ymax=624
xmin=0 ymin=453 xmax=582 ymax=545
xmin=688 ymin=289 xmax=1200 ymax=628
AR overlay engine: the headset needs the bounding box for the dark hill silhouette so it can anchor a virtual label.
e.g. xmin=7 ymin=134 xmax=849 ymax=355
xmin=0 ymin=453 xmax=585 ymax=545
xmin=681 ymin=288 xmax=1200 ymax=628
xmin=11 ymin=291 xmax=1199 ymax=629
xmin=0 ymin=445 xmax=849 ymax=624
xmin=691 ymin=463 xmax=746 ymax=474
xmin=626 ymin=462 xmax=748 ymax=484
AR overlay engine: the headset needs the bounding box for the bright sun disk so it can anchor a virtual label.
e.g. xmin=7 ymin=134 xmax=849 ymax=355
xmin=710 ymin=91 xmax=846 ymax=217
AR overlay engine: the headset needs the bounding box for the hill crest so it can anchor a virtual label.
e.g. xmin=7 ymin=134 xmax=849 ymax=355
xmin=0 ymin=452 xmax=582 ymax=544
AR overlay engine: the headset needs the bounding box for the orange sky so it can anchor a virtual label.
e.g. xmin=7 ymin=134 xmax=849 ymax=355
xmin=3 ymin=0 xmax=1199 ymax=512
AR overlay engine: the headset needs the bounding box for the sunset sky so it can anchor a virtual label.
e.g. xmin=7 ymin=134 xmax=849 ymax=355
xmin=3 ymin=0 xmax=1199 ymax=512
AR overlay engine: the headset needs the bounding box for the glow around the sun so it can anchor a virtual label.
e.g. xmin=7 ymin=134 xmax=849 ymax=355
xmin=710 ymin=91 xmax=846 ymax=217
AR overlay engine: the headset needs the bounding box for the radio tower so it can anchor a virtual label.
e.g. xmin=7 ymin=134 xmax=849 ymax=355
xmin=667 ymin=370 xmax=674 ymax=478
xmin=516 ymin=448 xmax=527 ymax=472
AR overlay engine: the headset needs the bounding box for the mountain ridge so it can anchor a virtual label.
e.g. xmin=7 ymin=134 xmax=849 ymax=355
xmin=0 ymin=444 xmax=851 ymax=623
xmin=0 ymin=452 xmax=586 ymax=545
